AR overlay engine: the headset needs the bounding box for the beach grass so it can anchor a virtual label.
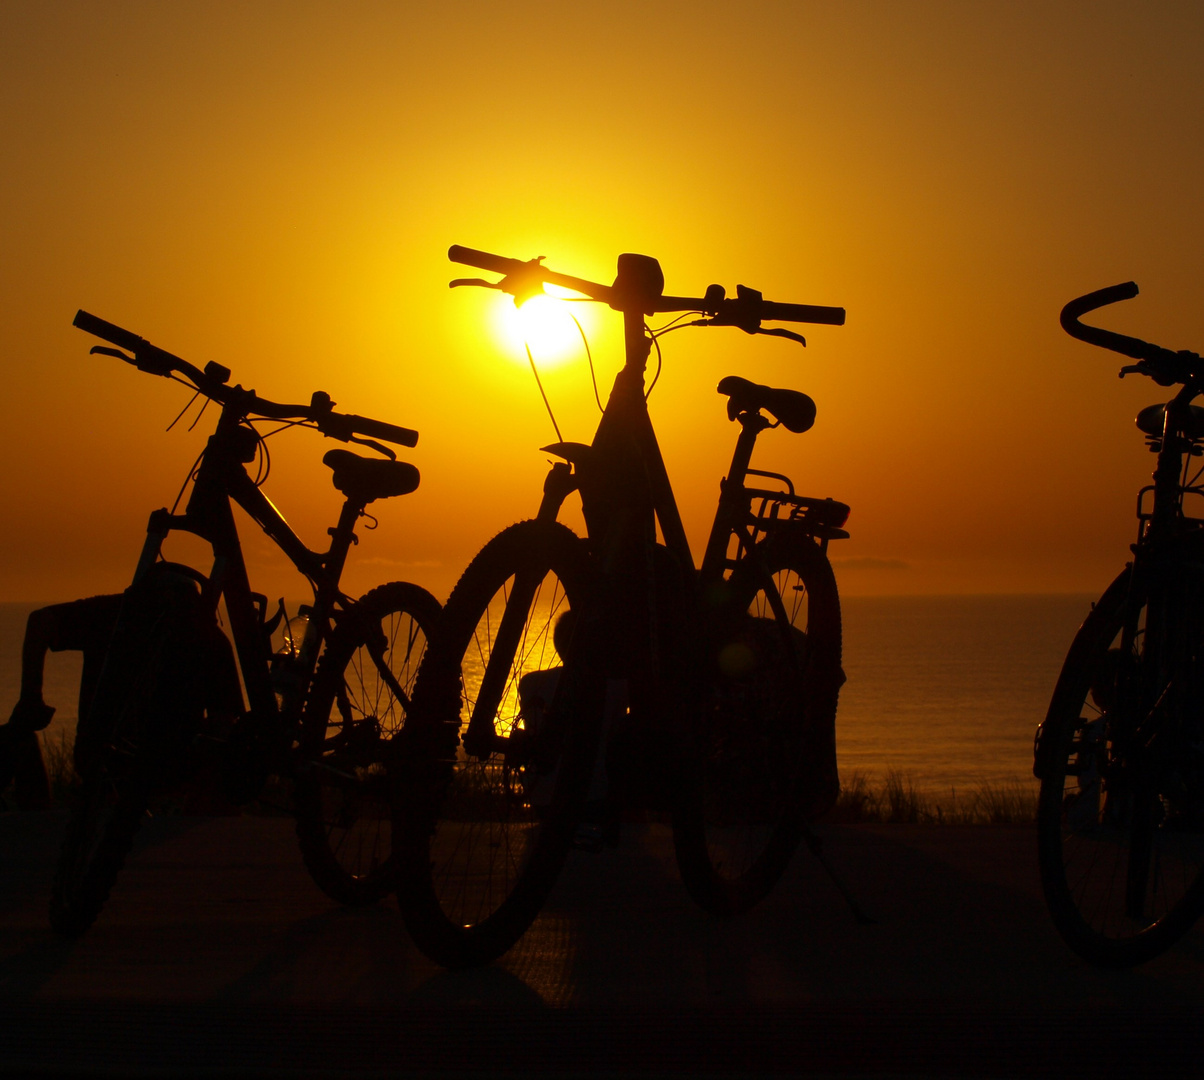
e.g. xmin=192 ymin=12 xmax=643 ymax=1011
xmin=4 ymin=729 xmax=292 ymax=816
xmin=823 ymin=769 xmax=1038 ymax=825
xmin=13 ymin=733 xmax=1038 ymax=825
xmin=39 ymin=728 xmax=77 ymax=806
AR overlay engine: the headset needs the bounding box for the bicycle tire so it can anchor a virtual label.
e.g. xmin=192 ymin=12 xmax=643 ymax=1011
xmin=294 ymin=580 xmax=440 ymax=905
xmin=1037 ymin=566 xmax=1204 ymax=966
xmin=49 ymin=568 xmax=204 ymax=936
xmin=393 ymin=519 xmax=599 ymax=968
xmin=48 ymin=758 xmax=148 ymax=936
xmin=673 ymin=532 xmax=843 ymax=917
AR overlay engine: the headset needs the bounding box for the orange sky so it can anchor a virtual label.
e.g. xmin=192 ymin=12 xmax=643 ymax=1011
xmin=3 ymin=1 xmax=1204 ymax=603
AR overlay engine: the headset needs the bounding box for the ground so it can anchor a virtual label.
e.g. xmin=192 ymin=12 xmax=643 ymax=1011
xmin=1 ymin=814 xmax=1201 ymax=1077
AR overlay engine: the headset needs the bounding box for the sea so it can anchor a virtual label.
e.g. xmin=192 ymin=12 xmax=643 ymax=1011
xmin=0 ymin=594 xmax=1093 ymax=797
xmin=837 ymin=594 xmax=1091 ymax=795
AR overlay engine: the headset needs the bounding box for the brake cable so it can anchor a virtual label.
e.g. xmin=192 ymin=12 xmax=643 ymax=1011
xmin=165 ymin=389 xmax=203 ymax=432
xmin=645 ymin=326 xmax=663 ymax=400
xmin=524 ymin=341 xmax=563 ymax=443
xmin=571 ymin=310 xmax=604 ymax=414
xmin=186 ymin=395 xmax=211 ymax=432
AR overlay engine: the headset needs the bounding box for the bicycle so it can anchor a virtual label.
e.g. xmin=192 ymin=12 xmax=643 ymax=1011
xmin=1035 ymin=282 xmax=1204 ymax=966
xmin=392 ymin=246 xmax=849 ymax=967
xmin=48 ymin=311 xmax=440 ymax=935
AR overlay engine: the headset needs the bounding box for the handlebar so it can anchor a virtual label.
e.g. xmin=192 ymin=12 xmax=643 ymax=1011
xmin=72 ymin=309 xmax=419 ymax=448
xmin=1059 ymin=284 xmax=1203 ymax=387
xmin=72 ymin=310 xmax=152 ymax=357
xmin=1060 ymin=282 xmax=1149 ymax=359
xmin=448 ymin=245 xmax=846 ymax=327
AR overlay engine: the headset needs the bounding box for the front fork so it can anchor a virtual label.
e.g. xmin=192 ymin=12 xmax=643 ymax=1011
xmin=1108 ymin=556 xmax=1202 ymax=920
xmin=462 ymin=463 xmax=579 ymax=759
xmin=131 ymin=505 xmax=282 ymax=738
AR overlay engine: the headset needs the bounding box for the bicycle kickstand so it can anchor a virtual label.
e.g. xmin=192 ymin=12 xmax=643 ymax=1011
xmin=801 ymin=824 xmax=875 ymax=926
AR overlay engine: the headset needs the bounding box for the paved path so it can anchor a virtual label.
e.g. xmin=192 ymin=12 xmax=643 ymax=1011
xmin=1 ymin=812 xmax=1201 ymax=1076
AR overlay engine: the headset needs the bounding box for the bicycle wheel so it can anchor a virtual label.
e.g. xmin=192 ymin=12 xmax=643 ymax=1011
xmin=674 ymin=533 xmax=843 ymax=917
xmin=1037 ymin=567 xmax=1204 ymax=966
xmin=394 ymin=519 xmax=599 ymax=968
xmin=295 ymin=581 xmax=440 ymax=905
xmin=49 ymin=754 xmax=148 ymax=936
xmin=49 ymin=568 xmax=204 ymax=936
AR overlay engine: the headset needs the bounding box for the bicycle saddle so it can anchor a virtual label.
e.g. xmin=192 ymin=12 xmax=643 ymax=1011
xmin=322 ymin=449 xmax=420 ymax=504
xmin=717 ymin=376 xmax=816 ymax=433
xmin=1136 ymin=403 xmax=1204 ymax=440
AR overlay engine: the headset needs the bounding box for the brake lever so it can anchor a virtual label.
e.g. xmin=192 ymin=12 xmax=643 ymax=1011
xmin=688 ymin=319 xmax=807 ymax=348
xmin=90 ymin=343 xmax=174 ymax=377
xmin=1120 ymin=362 xmax=1179 ymax=387
xmin=450 ymin=277 xmax=504 ymax=290
xmin=347 ymin=433 xmax=396 ymax=460
xmin=90 ymin=345 xmax=135 ymax=363
xmin=756 ymin=327 xmax=807 ymax=348
xmin=450 ymin=271 xmax=547 ymax=306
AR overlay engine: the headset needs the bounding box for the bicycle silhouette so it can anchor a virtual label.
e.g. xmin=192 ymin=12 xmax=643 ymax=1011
xmin=44 ymin=311 xmax=439 ymax=934
xmin=392 ymin=247 xmax=849 ymax=967
xmin=1036 ymin=283 xmax=1204 ymax=965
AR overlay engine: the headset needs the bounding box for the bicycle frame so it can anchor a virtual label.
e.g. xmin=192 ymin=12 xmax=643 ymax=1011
xmin=1137 ymin=382 xmax=1204 ymax=537
xmin=537 ymin=295 xmax=848 ymax=565
xmin=129 ymin=399 xmax=378 ymax=742
xmin=40 ymin=309 xmax=440 ymax=934
xmin=1030 ymin=282 xmax=1204 ymax=965
xmin=1117 ymin=381 xmax=1204 ymax=794
xmin=463 ymin=258 xmax=848 ymax=759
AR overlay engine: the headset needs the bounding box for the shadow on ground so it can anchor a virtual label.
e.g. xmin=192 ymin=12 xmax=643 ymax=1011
xmin=1 ymin=813 xmax=1200 ymax=1075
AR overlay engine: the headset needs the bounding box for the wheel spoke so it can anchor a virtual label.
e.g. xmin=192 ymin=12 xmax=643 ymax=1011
xmin=394 ymin=521 xmax=597 ymax=967
xmin=295 ymin=583 xmax=438 ymax=907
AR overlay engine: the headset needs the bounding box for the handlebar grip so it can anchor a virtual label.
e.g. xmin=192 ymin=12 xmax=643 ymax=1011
xmin=448 ymin=245 xmax=525 ymax=275
xmin=73 ymin=309 xmax=178 ymax=377
xmin=342 ymin=414 xmax=419 ymax=448
xmin=73 ymin=309 xmax=145 ymax=352
xmin=762 ymin=301 xmax=846 ymax=326
xmin=1059 ymin=282 xmax=1151 ymax=359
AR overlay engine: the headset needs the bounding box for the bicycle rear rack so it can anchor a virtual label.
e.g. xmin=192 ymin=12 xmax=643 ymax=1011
xmin=744 ymin=470 xmax=850 ymax=540
xmin=719 ymin=469 xmax=850 ymax=570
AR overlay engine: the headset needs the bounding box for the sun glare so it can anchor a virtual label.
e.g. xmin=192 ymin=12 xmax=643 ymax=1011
xmin=494 ymin=289 xmax=587 ymax=366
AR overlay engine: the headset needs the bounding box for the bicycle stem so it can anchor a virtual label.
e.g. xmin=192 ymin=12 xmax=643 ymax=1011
xmin=623 ymin=309 xmax=651 ymax=374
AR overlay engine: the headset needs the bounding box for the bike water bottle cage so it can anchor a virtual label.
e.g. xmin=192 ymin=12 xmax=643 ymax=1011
xmin=322 ymin=449 xmax=419 ymax=505
xmin=717 ymin=376 xmax=817 ymax=434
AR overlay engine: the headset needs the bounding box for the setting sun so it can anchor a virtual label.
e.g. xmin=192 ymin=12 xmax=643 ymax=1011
xmin=494 ymin=290 xmax=593 ymax=366
xmin=3 ymin=1 xmax=1204 ymax=609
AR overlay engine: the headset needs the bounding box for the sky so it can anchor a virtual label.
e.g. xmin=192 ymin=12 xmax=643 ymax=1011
xmin=2 ymin=0 xmax=1203 ymax=603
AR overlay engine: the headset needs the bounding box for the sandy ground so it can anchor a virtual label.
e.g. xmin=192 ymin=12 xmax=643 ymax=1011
xmin=1 ymin=812 xmax=1202 ymax=1077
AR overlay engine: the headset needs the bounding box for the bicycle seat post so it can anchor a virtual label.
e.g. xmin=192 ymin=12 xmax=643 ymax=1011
xmin=725 ymin=410 xmax=770 ymax=490
xmin=323 ymin=497 xmax=365 ymax=587
xmin=700 ymin=410 xmax=769 ymax=577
